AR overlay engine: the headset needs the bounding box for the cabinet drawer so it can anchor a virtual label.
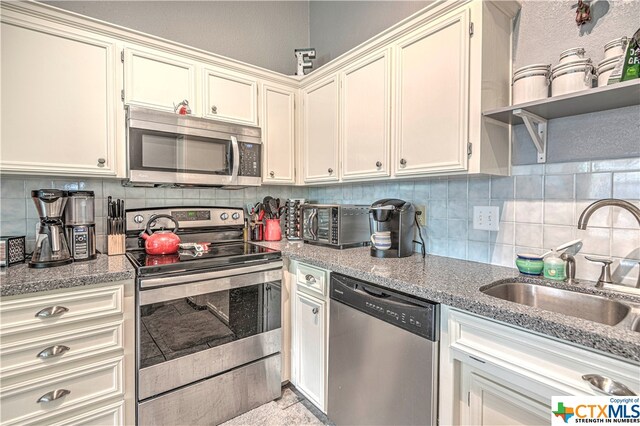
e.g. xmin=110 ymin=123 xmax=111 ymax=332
xmin=448 ymin=309 xmax=640 ymax=397
xmin=48 ymin=401 xmax=124 ymax=426
xmin=0 ymin=357 xmax=123 ymax=426
xmin=0 ymin=322 xmax=123 ymax=379
xmin=295 ymin=263 xmax=328 ymax=297
xmin=0 ymin=285 xmax=123 ymax=336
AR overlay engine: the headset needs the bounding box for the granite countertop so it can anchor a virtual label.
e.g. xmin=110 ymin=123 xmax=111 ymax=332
xmin=0 ymin=254 xmax=135 ymax=297
xmin=258 ymin=241 xmax=640 ymax=363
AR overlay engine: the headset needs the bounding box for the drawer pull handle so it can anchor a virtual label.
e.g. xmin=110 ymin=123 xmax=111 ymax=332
xmin=37 ymin=345 xmax=70 ymax=359
xmin=35 ymin=306 xmax=69 ymax=318
xmin=312 ymin=307 xmax=319 ymax=315
xmin=305 ymin=274 xmax=316 ymax=284
xmin=582 ymin=374 xmax=637 ymax=396
xmin=37 ymin=389 xmax=71 ymax=403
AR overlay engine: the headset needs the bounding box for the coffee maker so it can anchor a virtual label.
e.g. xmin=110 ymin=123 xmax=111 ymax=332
xmin=369 ymin=199 xmax=416 ymax=258
xmin=30 ymin=189 xmax=73 ymax=268
xmin=65 ymin=191 xmax=97 ymax=261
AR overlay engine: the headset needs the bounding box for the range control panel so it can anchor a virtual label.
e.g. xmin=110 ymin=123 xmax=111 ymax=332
xmin=330 ymin=273 xmax=438 ymax=341
xmin=125 ymin=207 xmax=244 ymax=233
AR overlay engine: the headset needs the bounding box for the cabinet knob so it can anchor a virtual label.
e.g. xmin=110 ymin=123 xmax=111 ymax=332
xmin=37 ymin=345 xmax=70 ymax=359
xmin=35 ymin=306 xmax=69 ymax=318
xmin=305 ymin=274 xmax=316 ymax=284
xmin=312 ymin=307 xmax=319 ymax=315
xmin=376 ymin=161 xmax=382 ymax=168
xmin=582 ymin=374 xmax=637 ymax=396
xmin=400 ymin=158 xmax=407 ymax=167
xmin=97 ymin=158 xmax=106 ymax=167
xmin=270 ymin=171 xmax=275 ymax=178
xmin=37 ymin=389 xmax=71 ymax=404
xmin=211 ymin=106 xmax=218 ymax=114
xmin=328 ymin=168 xmax=333 ymax=174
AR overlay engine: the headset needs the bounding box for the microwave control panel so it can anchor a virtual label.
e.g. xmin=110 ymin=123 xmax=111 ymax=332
xmin=331 ymin=207 xmax=339 ymax=245
xmin=238 ymin=142 xmax=261 ymax=177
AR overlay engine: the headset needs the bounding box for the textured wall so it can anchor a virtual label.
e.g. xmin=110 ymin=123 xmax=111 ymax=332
xmin=43 ymin=1 xmax=310 ymax=75
xmin=308 ymin=1 xmax=430 ymax=68
xmin=511 ymin=0 xmax=640 ymax=164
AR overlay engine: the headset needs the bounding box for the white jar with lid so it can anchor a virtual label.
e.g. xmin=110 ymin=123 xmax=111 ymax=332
xmin=604 ymin=37 xmax=628 ymax=59
xmin=512 ymin=64 xmax=550 ymax=104
xmin=559 ymin=47 xmax=586 ymax=64
xmin=551 ymin=58 xmax=594 ymax=96
xmin=597 ymin=55 xmax=623 ymax=86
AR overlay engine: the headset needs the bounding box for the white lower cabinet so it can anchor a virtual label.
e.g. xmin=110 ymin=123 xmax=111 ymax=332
xmin=464 ymin=365 xmax=549 ymax=426
xmin=0 ymin=281 xmax=132 ymax=426
xmin=290 ymin=261 xmax=329 ymax=413
xmin=439 ymin=306 xmax=640 ymax=425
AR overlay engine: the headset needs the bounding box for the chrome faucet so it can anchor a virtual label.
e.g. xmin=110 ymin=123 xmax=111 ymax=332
xmin=577 ymin=199 xmax=640 ymax=288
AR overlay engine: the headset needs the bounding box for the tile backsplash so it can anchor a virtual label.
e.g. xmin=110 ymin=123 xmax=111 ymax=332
xmin=1 ymin=158 xmax=639 ymax=285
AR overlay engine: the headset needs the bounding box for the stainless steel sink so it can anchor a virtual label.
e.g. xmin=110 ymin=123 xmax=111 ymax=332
xmin=481 ymin=282 xmax=631 ymax=326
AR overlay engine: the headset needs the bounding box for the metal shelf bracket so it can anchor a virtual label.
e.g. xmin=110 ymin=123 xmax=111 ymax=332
xmin=513 ymin=108 xmax=547 ymax=163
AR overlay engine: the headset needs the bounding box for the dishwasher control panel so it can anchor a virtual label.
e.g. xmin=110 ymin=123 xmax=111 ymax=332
xmin=331 ymin=273 xmax=439 ymax=340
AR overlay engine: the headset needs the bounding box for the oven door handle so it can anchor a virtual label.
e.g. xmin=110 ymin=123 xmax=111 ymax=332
xmin=230 ymin=135 xmax=240 ymax=183
xmin=308 ymin=210 xmax=318 ymax=240
xmin=140 ymin=260 xmax=283 ymax=289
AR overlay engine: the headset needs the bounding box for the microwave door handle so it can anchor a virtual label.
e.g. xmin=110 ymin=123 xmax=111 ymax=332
xmin=230 ymin=135 xmax=240 ymax=183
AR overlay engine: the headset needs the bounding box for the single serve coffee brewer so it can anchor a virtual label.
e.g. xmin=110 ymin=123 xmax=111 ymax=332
xmin=369 ymin=199 xmax=417 ymax=258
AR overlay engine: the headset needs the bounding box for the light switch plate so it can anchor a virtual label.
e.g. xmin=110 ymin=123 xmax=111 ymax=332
xmin=473 ymin=206 xmax=499 ymax=231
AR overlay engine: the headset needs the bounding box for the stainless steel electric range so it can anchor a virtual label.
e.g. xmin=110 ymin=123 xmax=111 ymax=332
xmin=125 ymin=206 xmax=282 ymax=426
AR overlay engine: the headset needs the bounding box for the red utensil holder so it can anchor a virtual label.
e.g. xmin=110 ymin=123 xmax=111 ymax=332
xmin=264 ymin=219 xmax=282 ymax=241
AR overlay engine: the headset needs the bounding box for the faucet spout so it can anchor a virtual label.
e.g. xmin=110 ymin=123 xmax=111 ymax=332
xmin=577 ymin=199 xmax=640 ymax=230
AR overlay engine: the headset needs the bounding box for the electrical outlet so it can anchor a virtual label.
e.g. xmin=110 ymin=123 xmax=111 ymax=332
xmin=473 ymin=206 xmax=499 ymax=231
xmin=415 ymin=205 xmax=426 ymax=226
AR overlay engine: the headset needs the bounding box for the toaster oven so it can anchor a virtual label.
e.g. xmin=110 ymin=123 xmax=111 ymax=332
xmin=302 ymin=204 xmax=370 ymax=249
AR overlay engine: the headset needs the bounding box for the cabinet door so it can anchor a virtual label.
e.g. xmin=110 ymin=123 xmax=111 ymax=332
xmin=124 ymin=47 xmax=196 ymax=114
xmin=394 ymin=9 xmax=469 ymax=176
xmin=341 ymin=49 xmax=391 ymax=180
xmin=203 ymin=68 xmax=258 ymax=125
xmin=302 ymin=76 xmax=339 ymax=183
xmin=1 ymin=21 xmax=119 ymax=176
xmin=464 ymin=367 xmax=549 ymax=426
xmin=261 ymin=84 xmax=295 ymax=184
xmin=292 ymin=291 xmax=326 ymax=410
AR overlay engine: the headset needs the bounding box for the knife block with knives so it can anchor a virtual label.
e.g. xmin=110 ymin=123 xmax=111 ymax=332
xmin=107 ymin=196 xmax=126 ymax=255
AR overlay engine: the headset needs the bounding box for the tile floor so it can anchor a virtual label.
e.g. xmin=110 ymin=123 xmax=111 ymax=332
xmin=221 ymin=384 xmax=333 ymax=426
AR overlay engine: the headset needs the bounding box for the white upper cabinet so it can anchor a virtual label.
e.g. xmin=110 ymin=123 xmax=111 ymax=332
xmin=202 ymin=68 xmax=258 ymax=125
xmin=261 ymin=83 xmax=296 ymax=184
xmin=340 ymin=49 xmax=391 ymax=180
xmin=0 ymin=18 xmax=121 ymax=177
xmin=302 ymin=76 xmax=340 ymax=183
xmin=393 ymin=9 xmax=469 ymax=176
xmin=124 ymin=47 xmax=197 ymax=115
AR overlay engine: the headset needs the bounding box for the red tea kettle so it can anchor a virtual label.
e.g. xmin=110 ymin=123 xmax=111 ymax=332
xmin=139 ymin=214 xmax=181 ymax=255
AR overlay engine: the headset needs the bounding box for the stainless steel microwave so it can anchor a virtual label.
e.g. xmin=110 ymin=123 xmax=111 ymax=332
xmin=302 ymin=204 xmax=371 ymax=249
xmin=125 ymin=106 xmax=262 ymax=187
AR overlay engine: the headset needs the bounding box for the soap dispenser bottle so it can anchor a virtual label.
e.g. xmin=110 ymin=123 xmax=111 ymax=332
xmin=544 ymin=250 xmax=566 ymax=281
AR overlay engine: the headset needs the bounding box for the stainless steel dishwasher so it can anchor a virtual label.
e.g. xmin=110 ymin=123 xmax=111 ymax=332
xmin=328 ymin=273 xmax=439 ymax=426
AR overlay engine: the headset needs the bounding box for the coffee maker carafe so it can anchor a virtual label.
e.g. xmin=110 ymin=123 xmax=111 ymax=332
xmin=369 ymin=199 xmax=416 ymax=258
xmin=65 ymin=190 xmax=97 ymax=261
xmin=30 ymin=189 xmax=73 ymax=268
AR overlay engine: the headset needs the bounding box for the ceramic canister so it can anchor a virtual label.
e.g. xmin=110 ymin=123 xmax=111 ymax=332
xmin=551 ymin=58 xmax=594 ymax=96
xmin=604 ymin=37 xmax=629 ymax=59
xmin=597 ymin=55 xmax=623 ymax=87
xmin=559 ymin=47 xmax=586 ymax=64
xmin=512 ymin=64 xmax=550 ymax=104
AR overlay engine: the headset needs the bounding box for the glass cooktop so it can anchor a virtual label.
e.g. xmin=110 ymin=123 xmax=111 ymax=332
xmin=126 ymin=242 xmax=281 ymax=277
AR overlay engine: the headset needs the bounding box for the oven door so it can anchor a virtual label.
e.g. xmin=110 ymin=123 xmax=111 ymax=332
xmin=136 ymin=261 xmax=282 ymax=401
xmin=302 ymin=207 xmax=331 ymax=244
